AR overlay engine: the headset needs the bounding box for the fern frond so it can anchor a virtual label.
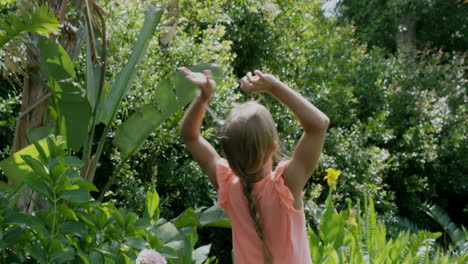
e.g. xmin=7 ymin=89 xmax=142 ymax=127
xmin=0 ymin=3 xmax=59 ymax=48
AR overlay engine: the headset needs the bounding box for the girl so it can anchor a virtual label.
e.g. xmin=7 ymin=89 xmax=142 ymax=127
xmin=179 ymin=67 xmax=329 ymax=264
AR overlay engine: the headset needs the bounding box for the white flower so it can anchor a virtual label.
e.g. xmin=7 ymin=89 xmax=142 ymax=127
xmin=136 ymin=249 xmax=167 ymax=264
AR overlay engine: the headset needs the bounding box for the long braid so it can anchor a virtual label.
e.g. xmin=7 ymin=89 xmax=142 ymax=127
xmin=241 ymin=178 xmax=272 ymax=264
xmin=219 ymin=101 xmax=280 ymax=263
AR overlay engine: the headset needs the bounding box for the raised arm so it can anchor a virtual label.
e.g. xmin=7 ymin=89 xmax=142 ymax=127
xmin=240 ymin=71 xmax=329 ymax=200
xmin=179 ymin=67 xmax=221 ymax=189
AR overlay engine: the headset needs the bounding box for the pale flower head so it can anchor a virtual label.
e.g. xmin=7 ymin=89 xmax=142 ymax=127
xmin=136 ymin=249 xmax=167 ymax=264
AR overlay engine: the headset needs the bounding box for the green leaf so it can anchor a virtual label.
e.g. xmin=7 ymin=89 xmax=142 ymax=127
xmin=199 ymin=204 xmax=231 ymax=228
xmin=154 ymin=78 xmax=179 ymax=118
xmin=192 ymin=244 xmax=211 ymax=264
xmin=172 ymin=208 xmax=200 ymax=229
xmin=70 ymin=177 xmax=98 ymax=192
xmin=0 ymin=4 xmax=59 ymax=48
xmin=50 ymin=247 xmax=75 ymax=263
xmin=114 ymin=64 xmax=225 ymax=158
xmin=153 ymin=220 xmax=181 ymax=243
xmin=47 ymin=80 xmax=91 ymax=152
xmin=85 ymin=26 xmax=101 ymax=111
xmin=89 ymin=251 xmax=104 ymax=263
xmin=99 ymin=5 xmax=163 ymax=125
xmin=59 ymin=203 xmax=78 ymax=220
xmin=319 ymin=194 xmax=345 ymax=249
xmin=124 ymin=237 xmax=147 ymax=250
xmin=60 ymin=189 xmax=94 ymax=204
xmin=4 ymin=212 xmax=49 ymax=239
xmin=27 ymin=126 xmax=54 ymax=143
xmin=23 ymin=174 xmax=51 ymax=200
xmin=2 ymin=226 xmax=25 ymax=244
xmin=174 ymin=63 xmax=224 ymax=106
xmin=59 ymin=221 xmax=87 ymax=238
xmin=145 ymin=187 xmax=160 ymax=219
xmin=156 ymin=246 xmax=179 ymax=259
xmin=24 ymin=244 xmax=46 ymax=263
xmin=0 ymin=138 xmax=51 ymax=186
xmin=37 ymin=36 xmax=75 ymax=80
xmin=21 ymin=155 xmax=50 ymax=181
xmin=114 ymin=105 xmax=163 ymax=157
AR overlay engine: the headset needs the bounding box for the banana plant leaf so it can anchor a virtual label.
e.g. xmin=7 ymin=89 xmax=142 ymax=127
xmin=37 ymin=36 xmax=75 ymax=81
xmin=46 ymin=79 xmax=91 ymax=152
xmin=98 ymin=5 xmax=163 ymax=125
xmin=114 ymin=64 xmax=224 ymax=158
xmin=0 ymin=138 xmax=51 ymax=186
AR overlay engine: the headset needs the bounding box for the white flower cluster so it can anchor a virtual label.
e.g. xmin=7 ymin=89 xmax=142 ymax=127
xmin=135 ymin=249 xmax=167 ymax=264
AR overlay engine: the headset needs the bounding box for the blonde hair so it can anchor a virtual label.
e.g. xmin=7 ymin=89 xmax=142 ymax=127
xmin=219 ymin=101 xmax=279 ymax=263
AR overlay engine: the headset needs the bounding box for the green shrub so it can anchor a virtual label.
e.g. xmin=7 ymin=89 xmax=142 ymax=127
xmin=0 ymin=135 xmax=229 ymax=263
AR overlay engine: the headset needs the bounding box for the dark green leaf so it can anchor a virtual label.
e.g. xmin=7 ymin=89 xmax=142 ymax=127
xmin=37 ymin=36 xmax=75 ymax=80
xmin=114 ymin=105 xmax=163 ymax=157
xmin=47 ymin=80 xmax=91 ymax=152
xmin=50 ymin=247 xmax=75 ymax=263
xmin=124 ymin=237 xmax=147 ymax=250
xmin=199 ymin=204 xmax=231 ymax=228
xmin=156 ymin=246 xmax=179 ymax=259
xmin=154 ymin=78 xmax=179 ymax=118
xmin=172 ymin=208 xmax=200 ymax=229
xmin=27 ymin=126 xmax=54 ymax=144
xmin=61 ymin=189 xmax=94 ymax=204
xmin=2 ymin=226 xmax=25 ymax=244
xmin=21 ymin=155 xmax=50 ymax=182
xmin=59 ymin=221 xmax=87 ymax=238
xmin=174 ymin=64 xmax=224 ymax=106
xmin=4 ymin=213 xmax=49 ymax=239
xmin=24 ymin=244 xmax=46 ymax=263
xmin=23 ymin=174 xmax=51 ymax=200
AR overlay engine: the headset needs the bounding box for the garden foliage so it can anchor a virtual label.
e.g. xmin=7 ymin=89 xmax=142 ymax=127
xmin=0 ymin=0 xmax=466 ymax=262
xmin=0 ymin=135 xmax=229 ymax=263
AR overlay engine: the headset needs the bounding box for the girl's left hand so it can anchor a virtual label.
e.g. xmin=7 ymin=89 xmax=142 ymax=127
xmin=178 ymin=67 xmax=216 ymax=100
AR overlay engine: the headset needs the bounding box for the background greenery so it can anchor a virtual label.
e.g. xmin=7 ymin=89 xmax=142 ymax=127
xmin=0 ymin=0 xmax=466 ymax=262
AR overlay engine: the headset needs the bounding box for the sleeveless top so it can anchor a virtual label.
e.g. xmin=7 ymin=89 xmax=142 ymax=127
xmin=216 ymin=158 xmax=312 ymax=264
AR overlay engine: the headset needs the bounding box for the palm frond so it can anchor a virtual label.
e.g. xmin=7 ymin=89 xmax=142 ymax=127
xmin=0 ymin=3 xmax=59 ymax=48
xmin=421 ymin=202 xmax=467 ymax=251
xmin=384 ymin=215 xmax=422 ymax=236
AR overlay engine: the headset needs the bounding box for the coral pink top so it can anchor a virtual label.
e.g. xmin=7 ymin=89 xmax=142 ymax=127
xmin=216 ymin=158 xmax=312 ymax=264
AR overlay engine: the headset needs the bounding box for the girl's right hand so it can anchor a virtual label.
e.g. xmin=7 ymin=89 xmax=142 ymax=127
xmin=239 ymin=70 xmax=281 ymax=94
xmin=178 ymin=67 xmax=216 ymax=100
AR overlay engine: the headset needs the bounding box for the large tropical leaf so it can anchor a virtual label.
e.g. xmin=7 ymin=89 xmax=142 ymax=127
xmin=174 ymin=63 xmax=224 ymax=106
xmin=37 ymin=36 xmax=75 ymax=80
xmin=114 ymin=64 xmax=224 ymax=157
xmin=98 ymin=5 xmax=163 ymax=125
xmin=0 ymin=3 xmax=59 ymax=48
xmin=0 ymin=138 xmax=51 ymax=186
xmin=114 ymin=104 xmax=163 ymax=157
xmin=48 ymin=80 xmax=91 ymax=152
xmin=37 ymin=37 xmax=91 ymax=151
